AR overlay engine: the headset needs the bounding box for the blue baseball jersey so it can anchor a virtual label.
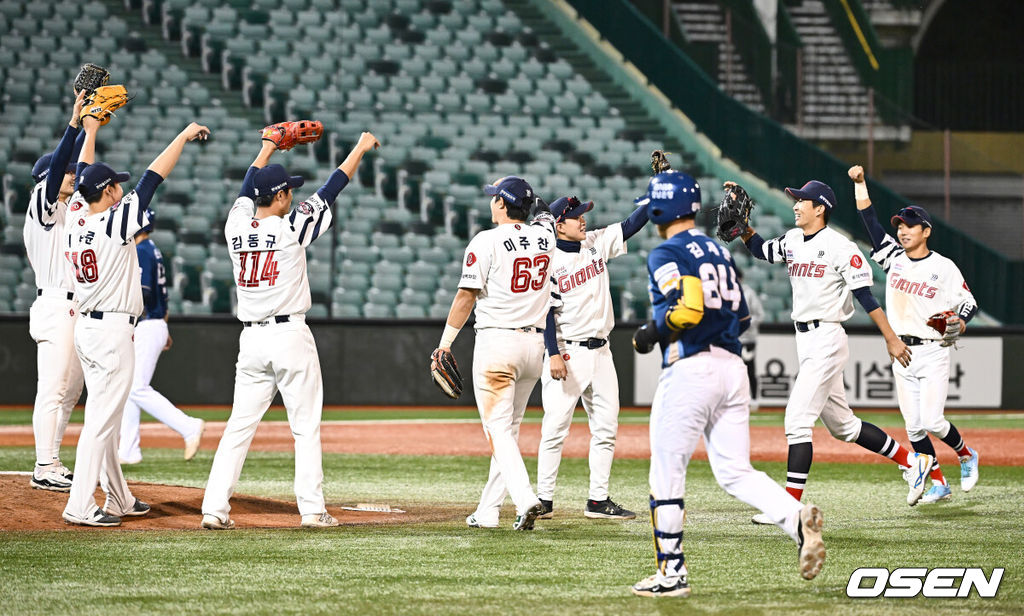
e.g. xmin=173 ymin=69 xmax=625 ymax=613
xmin=646 ymin=229 xmax=749 ymax=367
xmin=137 ymin=238 xmax=169 ymax=320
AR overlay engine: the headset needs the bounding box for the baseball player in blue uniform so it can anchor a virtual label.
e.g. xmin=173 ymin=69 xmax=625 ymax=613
xmin=118 ymin=211 xmax=205 ymax=464
xmin=630 ymin=171 xmax=824 ymax=597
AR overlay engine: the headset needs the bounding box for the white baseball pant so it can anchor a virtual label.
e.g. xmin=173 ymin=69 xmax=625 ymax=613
xmin=28 ymin=292 xmax=84 ymax=465
xmin=785 ymin=323 xmax=862 ymax=445
xmin=649 ymin=347 xmax=803 ymax=576
xmin=119 ymin=319 xmax=203 ymax=462
xmin=893 ymin=341 xmax=952 ymax=441
xmin=202 ymin=318 xmax=326 ymax=520
xmin=538 ymin=343 xmax=619 ymax=502
xmin=468 ymin=328 xmax=544 ymax=524
xmin=64 ymin=314 xmax=137 ymax=519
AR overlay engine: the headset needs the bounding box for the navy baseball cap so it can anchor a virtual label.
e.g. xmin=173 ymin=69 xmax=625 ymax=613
xmin=32 ymin=153 xmax=76 ymax=183
xmin=253 ymin=164 xmax=304 ymax=198
xmin=550 ymin=196 xmax=594 ymax=222
xmin=79 ymin=162 xmax=130 ymax=199
xmin=786 ymin=180 xmax=837 ymax=210
xmin=891 ymin=205 xmax=932 ymax=229
xmin=483 ymin=176 xmax=535 ymax=209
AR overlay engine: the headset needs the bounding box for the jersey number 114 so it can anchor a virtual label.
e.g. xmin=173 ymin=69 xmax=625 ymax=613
xmin=238 ymin=251 xmax=280 ymax=288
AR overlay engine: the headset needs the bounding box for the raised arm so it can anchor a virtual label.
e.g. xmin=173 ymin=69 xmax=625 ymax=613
xmin=147 ymin=122 xmax=210 ymax=179
xmin=620 ymin=202 xmax=649 ymax=240
xmin=239 ymin=141 xmax=277 ymax=199
xmin=75 ymin=116 xmax=101 ymax=189
xmin=46 ymin=90 xmax=87 ymax=203
xmin=848 ymin=165 xmax=886 ymax=250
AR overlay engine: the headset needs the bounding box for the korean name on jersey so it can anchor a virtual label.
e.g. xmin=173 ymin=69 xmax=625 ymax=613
xmin=225 ymin=193 xmax=332 ymax=322
xmin=460 ymin=219 xmax=555 ymax=330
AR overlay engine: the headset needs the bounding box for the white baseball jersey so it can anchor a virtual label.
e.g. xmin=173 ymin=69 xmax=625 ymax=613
xmin=754 ymin=227 xmax=872 ymax=322
xmin=460 ymin=218 xmax=556 ymax=329
xmin=225 ymin=193 xmax=333 ymax=322
xmin=64 ymin=191 xmax=150 ymax=315
xmin=870 ymin=235 xmax=978 ymax=339
xmin=548 ymin=225 xmax=626 ymax=341
xmin=23 ymin=180 xmax=74 ymax=291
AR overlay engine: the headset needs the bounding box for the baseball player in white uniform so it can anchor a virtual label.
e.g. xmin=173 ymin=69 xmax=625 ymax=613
xmin=23 ymin=91 xmax=87 ymax=491
xmin=535 ymin=196 xmax=649 ymax=520
xmin=201 ymin=130 xmax=380 ymax=530
xmin=117 ymin=215 xmax=206 ymax=465
xmin=432 ymin=176 xmax=553 ymax=531
xmin=739 ymin=179 xmax=934 ymax=523
xmin=849 ymin=165 xmax=980 ymax=503
xmin=63 ymin=116 xmax=210 ymax=526
xmin=630 ymin=171 xmax=825 ymax=597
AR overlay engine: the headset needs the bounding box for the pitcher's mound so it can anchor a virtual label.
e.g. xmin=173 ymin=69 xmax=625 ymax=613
xmin=0 ymin=476 xmax=447 ymax=531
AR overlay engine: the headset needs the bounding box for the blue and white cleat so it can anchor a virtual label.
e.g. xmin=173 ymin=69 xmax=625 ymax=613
xmin=906 ymin=453 xmax=933 ymax=506
xmin=960 ymin=448 xmax=979 ymax=492
xmin=919 ymin=483 xmax=952 ymax=504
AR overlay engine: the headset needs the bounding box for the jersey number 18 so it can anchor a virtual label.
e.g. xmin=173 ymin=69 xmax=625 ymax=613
xmin=238 ymin=251 xmax=280 ymax=288
xmin=66 ymin=250 xmax=99 ymax=283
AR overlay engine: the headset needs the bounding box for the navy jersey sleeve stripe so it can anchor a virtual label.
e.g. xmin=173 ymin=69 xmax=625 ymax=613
xmin=308 ymin=207 xmax=328 ymax=242
xmin=119 ymin=201 xmax=131 ymax=242
xmin=296 ymin=216 xmax=315 ymax=244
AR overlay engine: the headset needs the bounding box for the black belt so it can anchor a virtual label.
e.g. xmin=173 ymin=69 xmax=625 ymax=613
xmin=794 ymin=320 xmax=821 ymax=333
xmin=86 ymin=311 xmax=137 ymax=325
xmin=899 ymin=335 xmax=937 ymax=346
xmin=566 ymin=338 xmax=608 ymax=349
xmin=243 ymin=315 xmax=291 ymax=327
xmin=37 ymin=289 xmax=74 ymax=300
xmin=516 ymin=326 xmax=544 ymax=334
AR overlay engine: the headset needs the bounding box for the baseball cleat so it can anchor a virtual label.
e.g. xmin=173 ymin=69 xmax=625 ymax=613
xmin=751 ymin=512 xmax=772 ymax=525
xmin=906 ymin=453 xmax=933 ymax=506
xmin=631 ymin=574 xmax=691 ymax=598
xmin=63 ymin=509 xmax=122 ymax=527
xmin=465 ymin=513 xmax=498 ymax=529
xmin=184 ymin=420 xmax=206 ymax=461
xmin=796 ymin=503 xmax=825 ymax=580
xmin=920 ymin=484 xmax=952 ymax=503
xmin=537 ymin=499 xmax=553 ymax=520
xmin=30 ymin=464 xmax=72 ymax=492
xmin=960 ymin=448 xmax=979 ymax=492
xmin=512 ymin=502 xmax=545 ymax=531
xmin=53 ymin=460 xmax=74 ymax=481
xmin=201 ymin=514 xmax=236 ymax=530
xmin=301 ymin=512 xmax=340 ymax=528
xmin=584 ymin=498 xmax=636 ymax=520
xmin=104 ymin=498 xmax=151 ymax=518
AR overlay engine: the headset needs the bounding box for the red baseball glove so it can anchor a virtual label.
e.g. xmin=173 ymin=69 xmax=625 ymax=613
xmin=261 ymin=120 xmax=324 ymax=151
xmin=927 ymin=310 xmax=962 ymax=347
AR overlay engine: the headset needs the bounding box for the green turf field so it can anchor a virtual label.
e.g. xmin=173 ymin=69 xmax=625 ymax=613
xmin=0 ymin=434 xmax=1021 ymax=615
xmin=2 ymin=406 xmax=1023 ymax=428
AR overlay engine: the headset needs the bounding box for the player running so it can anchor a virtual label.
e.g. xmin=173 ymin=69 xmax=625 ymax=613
xmin=535 ymin=195 xmax=649 ymax=521
xmin=734 ymin=179 xmax=934 ymax=522
xmin=118 ymin=213 xmax=206 ymax=465
xmin=62 ymin=115 xmax=210 ymax=527
xmin=201 ymin=129 xmax=380 ymax=530
xmin=630 ymin=171 xmax=825 ymax=597
xmin=848 ymin=165 xmax=980 ymax=502
xmin=23 ymin=90 xmax=87 ymax=492
xmin=431 ymin=176 xmax=553 ymax=531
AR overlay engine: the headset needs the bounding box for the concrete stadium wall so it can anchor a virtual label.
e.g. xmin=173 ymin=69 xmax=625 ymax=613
xmin=0 ymin=316 xmax=1021 ymax=409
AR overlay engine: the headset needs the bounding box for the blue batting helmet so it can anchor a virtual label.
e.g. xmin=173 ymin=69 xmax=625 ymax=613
xmin=634 ymin=171 xmax=701 ymax=225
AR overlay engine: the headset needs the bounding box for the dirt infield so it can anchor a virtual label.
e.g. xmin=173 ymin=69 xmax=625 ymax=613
xmin=1 ymin=420 xmax=1020 ymax=467
xmin=0 ymin=476 xmax=448 ymax=532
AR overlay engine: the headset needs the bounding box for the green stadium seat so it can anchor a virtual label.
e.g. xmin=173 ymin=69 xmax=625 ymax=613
xmin=396 ymin=303 xmax=427 ymax=319
xmin=363 ymin=302 xmax=394 ymax=318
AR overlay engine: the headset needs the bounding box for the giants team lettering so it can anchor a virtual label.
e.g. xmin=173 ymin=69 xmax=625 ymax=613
xmin=890 ymin=273 xmax=938 ymax=298
xmin=558 ymin=258 xmax=606 ymax=293
xmin=787 ymin=260 xmax=827 ymax=278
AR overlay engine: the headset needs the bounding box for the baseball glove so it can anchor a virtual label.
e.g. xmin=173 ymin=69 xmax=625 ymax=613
xmin=651 ymin=150 xmax=672 ymax=175
xmin=74 ymin=63 xmax=110 ymax=95
xmin=80 ymin=85 xmax=129 ymax=126
xmin=927 ymin=310 xmax=962 ymax=347
xmin=716 ymin=182 xmax=755 ymax=243
xmin=430 ymin=348 xmax=463 ymax=399
xmin=261 ymin=120 xmax=324 ymax=151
